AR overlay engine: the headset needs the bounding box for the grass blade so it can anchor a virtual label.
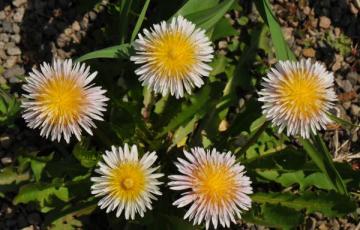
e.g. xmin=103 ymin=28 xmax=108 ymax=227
xmin=254 ymin=0 xmax=296 ymax=61
xmin=76 ymin=44 xmax=132 ymax=62
xmin=130 ymin=0 xmax=151 ymax=42
xmin=300 ymin=136 xmax=348 ymax=195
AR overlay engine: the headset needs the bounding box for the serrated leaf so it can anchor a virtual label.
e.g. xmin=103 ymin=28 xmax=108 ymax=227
xmin=212 ymin=17 xmax=239 ymax=40
xmin=256 ymin=170 xmax=333 ymax=191
xmin=0 ymin=167 xmax=30 ymax=185
xmin=252 ymin=191 xmax=356 ymax=217
xmin=14 ymin=183 xmax=69 ymax=212
xmin=73 ymin=141 xmax=101 ymax=168
xmin=243 ymin=203 xmax=304 ymax=229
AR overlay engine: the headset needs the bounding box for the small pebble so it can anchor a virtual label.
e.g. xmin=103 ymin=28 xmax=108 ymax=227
xmin=6 ymin=47 xmax=21 ymax=56
xmin=319 ymin=16 xmax=331 ymax=29
xmin=302 ymin=48 xmax=316 ymax=57
xmin=3 ymin=65 xmax=25 ymax=79
xmin=0 ymin=135 xmax=11 ymax=149
xmin=2 ymin=21 xmax=13 ymax=33
xmin=1 ymin=157 xmax=13 ymax=164
xmin=12 ymin=0 xmax=27 ymax=7
xmin=21 ymin=226 xmax=35 ymax=230
xmin=4 ymin=56 xmax=18 ymax=69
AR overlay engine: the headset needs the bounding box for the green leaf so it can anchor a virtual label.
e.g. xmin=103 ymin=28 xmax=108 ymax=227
xmin=44 ymin=199 xmax=97 ymax=227
xmin=156 ymin=86 xmax=211 ymax=138
xmin=251 ymin=191 xmax=356 ymax=217
xmin=73 ymin=140 xmax=101 ymax=168
xmin=256 ymin=170 xmax=333 ymax=191
xmin=0 ymin=167 xmax=30 ymax=185
xmin=130 ymin=0 xmax=151 ymax=42
xmin=14 ymin=183 xmax=69 ymax=212
xmin=30 ymin=153 xmax=54 ymax=182
xmin=174 ymin=0 xmax=219 ymax=16
xmin=185 ymin=0 xmax=235 ymax=31
xmin=300 ymin=136 xmax=348 ymax=195
xmin=327 ymin=112 xmax=360 ymax=129
xmin=76 ymin=44 xmax=132 ymax=62
xmin=212 ymin=18 xmax=239 ymax=40
xmin=244 ymin=203 xmax=304 ymax=229
xmin=171 ymin=116 xmax=198 ymax=148
xmin=254 ymin=0 xmax=296 ymax=61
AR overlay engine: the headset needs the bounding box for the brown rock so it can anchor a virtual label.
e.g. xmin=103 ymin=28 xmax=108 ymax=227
xmin=319 ymin=16 xmax=331 ymax=29
xmin=332 ymin=54 xmax=343 ymax=71
xmin=72 ymin=21 xmax=81 ymax=31
xmin=302 ymin=48 xmax=316 ymax=57
xmin=334 ymin=27 xmax=341 ymax=37
xmin=283 ymin=27 xmax=293 ymax=40
xmin=303 ymin=6 xmax=311 ymax=15
xmin=350 ymin=3 xmax=359 ymax=14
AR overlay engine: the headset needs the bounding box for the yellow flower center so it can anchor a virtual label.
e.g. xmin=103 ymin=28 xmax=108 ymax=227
xmin=278 ymin=70 xmax=325 ymax=119
xmin=194 ymin=163 xmax=236 ymax=206
xmin=147 ymin=31 xmax=196 ymax=78
xmin=109 ymin=162 xmax=146 ymax=201
xmin=36 ymin=76 xmax=86 ymax=125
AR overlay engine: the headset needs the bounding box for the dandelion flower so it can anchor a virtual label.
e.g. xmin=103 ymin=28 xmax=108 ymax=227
xmin=258 ymin=59 xmax=337 ymax=138
xmin=91 ymin=144 xmax=163 ymax=220
xmin=168 ymin=147 xmax=253 ymax=229
xmin=21 ymin=59 xmax=108 ymax=143
xmin=130 ymin=15 xmax=214 ymax=98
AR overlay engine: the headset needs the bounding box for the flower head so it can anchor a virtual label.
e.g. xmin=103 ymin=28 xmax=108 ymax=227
xmin=130 ymin=15 xmax=214 ymax=98
xmin=21 ymin=59 xmax=108 ymax=143
xmin=168 ymin=147 xmax=253 ymax=229
xmin=91 ymin=144 xmax=163 ymax=220
xmin=258 ymin=59 xmax=337 ymax=138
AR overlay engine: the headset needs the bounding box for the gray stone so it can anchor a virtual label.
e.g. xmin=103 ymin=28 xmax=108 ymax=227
xmin=0 ymin=33 xmax=10 ymax=42
xmin=0 ymin=12 xmax=5 ymax=20
xmin=4 ymin=56 xmax=17 ymax=69
xmin=0 ymin=49 xmax=6 ymax=59
xmin=13 ymin=8 xmax=25 ymax=22
xmin=2 ymin=21 xmax=13 ymax=33
xmin=342 ymin=80 xmax=353 ymax=92
xmin=351 ymin=105 xmax=360 ymax=116
xmin=3 ymin=65 xmax=25 ymax=79
xmin=11 ymin=34 xmax=21 ymax=44
xmin=1 ymin=157 xmax=12 ymax=164
xmin=343 ymin=101 xmax=352 ymax=110
xmin=7 ymin=47 xmax=21 ymax=56
xmin=88 ymin=11 xmax=97 ymax=21
xmin=12 ymin=24 xmax=20 ymax=34
xmin=347 ymin=72 xmax=359 ymax=84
